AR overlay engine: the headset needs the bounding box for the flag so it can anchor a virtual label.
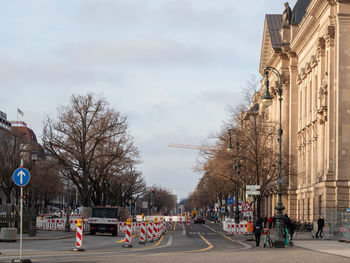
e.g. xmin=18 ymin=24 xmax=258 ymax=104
xmin=17 ymin=108 xmax=24 ymax=116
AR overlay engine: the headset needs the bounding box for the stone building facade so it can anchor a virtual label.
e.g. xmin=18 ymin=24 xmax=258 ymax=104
xmin=259 ymin=0 xmax=350 ymax=221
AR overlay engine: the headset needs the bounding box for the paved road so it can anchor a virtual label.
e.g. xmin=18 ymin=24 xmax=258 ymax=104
xmin=1 ymin=222 xmax=350 ymax=263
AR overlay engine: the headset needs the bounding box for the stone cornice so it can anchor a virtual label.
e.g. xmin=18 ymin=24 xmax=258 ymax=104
xmin=290 ymin=0 xmax=329 ymax=54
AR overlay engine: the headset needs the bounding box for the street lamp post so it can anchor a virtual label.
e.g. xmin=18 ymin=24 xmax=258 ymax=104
xmin=29 ymin=150 xmax=38 ymax=237
xmin=261 ymin=66 xmax=285 ymax=248
xmin=64 ymin=169 xmax=71 ymax=232
xmin=227 ymin=129 xmax=241 ymax=224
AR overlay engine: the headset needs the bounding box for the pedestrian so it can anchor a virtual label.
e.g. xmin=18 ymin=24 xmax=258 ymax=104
xmin=264 ymin=217 xmax=268 ymax=228
xmin=272 ymin=215 xmax=276 ymax=228
xmin=268 ymin=216 xmax=273 ymax=229
xmin=253 ymin=218 xmax=262 ymax=247
xmin=315 ymin=216 xmax=325 ymax=239
xmin=289 ymin=220 xmax=295 ymax=240
xmin=283 ymin=214 xmax=291 ymax=237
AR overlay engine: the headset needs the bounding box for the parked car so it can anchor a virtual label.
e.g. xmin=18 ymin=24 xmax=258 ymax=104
xmin=194 ymin=215 xmax=205 ymax=224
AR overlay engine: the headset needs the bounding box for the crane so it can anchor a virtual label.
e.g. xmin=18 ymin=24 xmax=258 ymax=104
xmin=168 ymin=143 xmax=217 ymax=151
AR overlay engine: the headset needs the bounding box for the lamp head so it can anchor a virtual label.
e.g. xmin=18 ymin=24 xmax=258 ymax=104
xmin=261 ymin=69 xmax=273 ymax=108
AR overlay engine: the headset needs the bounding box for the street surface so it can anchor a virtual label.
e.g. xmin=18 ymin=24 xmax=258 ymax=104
xmin=1 ymin=222 xmax=350 ymax=263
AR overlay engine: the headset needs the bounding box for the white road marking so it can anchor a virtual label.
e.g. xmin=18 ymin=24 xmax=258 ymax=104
xmin=203 ymin=224 xmax=217 ymax=233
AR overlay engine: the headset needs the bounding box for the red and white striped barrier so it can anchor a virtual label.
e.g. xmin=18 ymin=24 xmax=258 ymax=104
xmin=123 ymin=222 xmax=133 ymax=248
xmin=152 ymin=222 xmax=157 ymax=240
xmin=186 ymin=218 xmax=191 ymax=229
xmin=72 ymin=220 xmax=85 ymax=251
xmin=147 ymin=222 xmax=153 ymax=243
xmin=168 ymin=218 xmax=172 ymax=230
xmin=139 ymin=221 xmax=146 ymax=244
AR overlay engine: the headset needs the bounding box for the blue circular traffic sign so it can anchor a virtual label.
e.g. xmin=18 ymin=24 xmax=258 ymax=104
xmin=227 ymin=197 xmax=234 ymax=205
xmin=13 ymin=167 xmax=30 ymax=186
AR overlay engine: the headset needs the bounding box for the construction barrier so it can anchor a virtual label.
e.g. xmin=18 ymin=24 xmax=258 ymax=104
xmin=223 ymin=220 xmax=248 ymax=235
xmin=72 ymin=219 xmax=85 ymax=251
xmin=147 ymin=221 xmax=153 ymax=243
xmin=139 ymin=221 xmax=146 ymax=244
xmin=123 ymin=220 xmax=133 ymax=248
xmin=168 ymin=218 xmax=172 ymax=230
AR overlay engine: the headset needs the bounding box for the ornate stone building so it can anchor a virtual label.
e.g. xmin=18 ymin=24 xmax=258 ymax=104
xmin=259 ymin=0 xmax=350 ymax=221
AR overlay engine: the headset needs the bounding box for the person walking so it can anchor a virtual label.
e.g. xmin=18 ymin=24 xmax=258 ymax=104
xmin=289 ymin=220 xmax=295 ymax=240
xmin=268 ymin=216 xmax=273 ymax=229
xmin=253 ymin=218 xmax=262 ymax=247
xmin=315 ymin=216 xmax=325 ymax=239
xmin=283 ymin=214 xmax=291 ymax=238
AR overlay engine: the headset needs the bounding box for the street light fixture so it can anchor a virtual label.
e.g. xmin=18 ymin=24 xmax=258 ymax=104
xmin=227 ymin=129 xmax=241 ymax=224
xmin=261 ymin=66 xmax=285 ymax=248
xmin=29 ymin=150 xmax=38 ymax=237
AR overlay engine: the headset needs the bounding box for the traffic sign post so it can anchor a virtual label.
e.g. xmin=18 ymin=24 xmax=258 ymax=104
xmin=227 ymin=197 xmax=234 ymax=205
xmin=12 ymin=167 xmax=31 ymax=263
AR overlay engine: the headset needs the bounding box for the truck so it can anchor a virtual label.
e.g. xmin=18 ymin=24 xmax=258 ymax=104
xmin=88 ymin=207 xmax=119 ymax=236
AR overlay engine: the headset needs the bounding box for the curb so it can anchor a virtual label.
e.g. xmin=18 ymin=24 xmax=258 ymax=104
xmin=17 ymin=234 xmax=74 ymax=241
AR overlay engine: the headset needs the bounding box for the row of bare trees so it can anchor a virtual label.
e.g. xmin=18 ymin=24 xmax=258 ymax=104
xmin=187 ymin=77 xmax=287 ymax=219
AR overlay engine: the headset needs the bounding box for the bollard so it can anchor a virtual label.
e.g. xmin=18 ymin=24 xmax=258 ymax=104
xmin=123 ymin=218 xmax=133 ymax=248
xmin=147 ymin=221 xmax=153 ymax=243
xmin=72 ymin=219 xmax=85 ymax=251
xmin=139 ymin=221 xmax=146 ymax=244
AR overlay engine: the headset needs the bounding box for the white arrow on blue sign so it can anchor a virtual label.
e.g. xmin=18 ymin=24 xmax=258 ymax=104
xmin=13 ymin=167 xmax=30 ymax=186
xmin=227 ymin=197 xmax=234 ymax=205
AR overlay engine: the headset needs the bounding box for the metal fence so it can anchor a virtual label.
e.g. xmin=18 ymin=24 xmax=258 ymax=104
xmin=318 ymin=212 xmax=350 ymax=239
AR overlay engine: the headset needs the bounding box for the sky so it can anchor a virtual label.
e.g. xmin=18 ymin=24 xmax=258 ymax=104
xmin=0 ymin=0 xmax=297 ymax=200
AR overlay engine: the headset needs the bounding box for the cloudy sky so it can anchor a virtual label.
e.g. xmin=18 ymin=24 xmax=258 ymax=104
xmin=0 ymin=0 xmax=296 ymax=200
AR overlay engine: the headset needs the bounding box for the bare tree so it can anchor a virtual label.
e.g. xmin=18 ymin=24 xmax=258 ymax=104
xmin=0 ymin=130 xmax=21 ymax=213
xmin=42 ymin=93 xmax=143 ymax=207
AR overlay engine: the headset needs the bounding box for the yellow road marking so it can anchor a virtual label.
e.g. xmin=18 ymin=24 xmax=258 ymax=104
xmin=173 ymin=221 xmax=177 ymax=231
xmin=149 ymin=235 xmax=164 ymax=248
xmin=223 ymin=234 xmax=238 ymax=244
xmin=116 ymin=234 xmax=138 ymax=243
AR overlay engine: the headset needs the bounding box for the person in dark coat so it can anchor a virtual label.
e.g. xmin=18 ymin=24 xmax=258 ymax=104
xmin=253 ymin=218 xmax=262 ymax=247
xmin=289 ymin=220 xmax=295 ymax=240
xmin=283 ymin=214 xmax=291 ymax=238
xmin=316 ymin=216 xmax=325 ymax=239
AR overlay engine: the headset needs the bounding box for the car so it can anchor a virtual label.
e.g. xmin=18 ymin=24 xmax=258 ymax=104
xmin=194 ymin=215 xmax=205 ymax=224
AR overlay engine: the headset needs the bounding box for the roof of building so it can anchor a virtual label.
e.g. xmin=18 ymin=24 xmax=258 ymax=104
xmin=291 ymin=0 xmax=311 ymax=25
xmin=11 ymin=126 xmax=37 ymax=143
xmin=266 ymin=14 xmax=282 ymax=50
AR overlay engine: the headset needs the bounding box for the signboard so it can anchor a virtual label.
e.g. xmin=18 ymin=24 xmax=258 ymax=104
xmin=246 ymin=185 xmax=260 ymax=190
xmin=13 ymin=167 xmax=30 ymax=186
xmin=247 ymin=196 xmax=253 ymax=204
xmin=221 ymin=207 xmax=225 ymax=213
xmin=142 ymin=201 xmax=148 ymax=209
xmin=227 ymin=197 xmax=234 ymax=205
xmin=246 ymin=190 xmax=260 ymax=195
xmin=346 ymin=208 xmax=350 ymax=213
xmin=242 ymin=201 xmax=253 ymax=212
xmin=243 ymin=211 xmax=253 ymax=217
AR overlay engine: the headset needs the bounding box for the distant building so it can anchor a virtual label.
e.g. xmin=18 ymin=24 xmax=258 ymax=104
xmin=0 ymin=111 xmax=11 ymax=131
